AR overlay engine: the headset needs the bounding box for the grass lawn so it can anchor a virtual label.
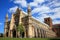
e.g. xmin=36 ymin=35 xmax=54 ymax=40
xmin=0 ymin=37 xmax=60 ymax=40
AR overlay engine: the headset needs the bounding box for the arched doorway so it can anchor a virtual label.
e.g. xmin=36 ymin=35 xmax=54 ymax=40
xmin=20 ymin=32 xmax=25 ymax=38
xmin=12 ymin=29 xmax=16 ymax=37
xmin=6 ymin=32 xmax=8 ymax=37
xmin=22 ymin=32 xmax=24 ymax=38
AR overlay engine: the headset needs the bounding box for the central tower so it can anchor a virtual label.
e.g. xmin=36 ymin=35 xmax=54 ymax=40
xmin=27 ymin=5 xmax=34 ymax=38
xmin=28 ymin=4 xmax=31 ymax=17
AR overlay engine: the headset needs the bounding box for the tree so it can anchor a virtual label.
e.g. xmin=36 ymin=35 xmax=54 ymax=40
xmin=17 ymin=24 xmax=24 ymax=38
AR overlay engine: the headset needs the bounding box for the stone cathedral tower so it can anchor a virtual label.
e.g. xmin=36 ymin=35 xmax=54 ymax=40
xmin=27 ymin=5 xmax=37 ymax=38
xmin=44 ymin=17 xmax=53 ymax=30
xmin=27 ymin=5 xmax=32 ymax=38
xmin=4 ymin=13 xmax=8 ymax=37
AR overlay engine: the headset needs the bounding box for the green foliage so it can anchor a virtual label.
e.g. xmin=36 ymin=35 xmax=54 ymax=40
xmin=17 ymin=24 xmax=24 ymax=33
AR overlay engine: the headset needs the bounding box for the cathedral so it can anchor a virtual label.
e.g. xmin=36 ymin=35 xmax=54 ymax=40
xmin=4 ymin=5 xmax=56 ymax=38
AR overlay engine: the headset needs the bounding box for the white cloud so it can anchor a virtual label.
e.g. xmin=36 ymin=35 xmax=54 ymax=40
xmin=53 ymin=20 xmax=60 ymax=24
xmin=14 ymin=0 xmax=27 ymax=7
xmin=29 ymin=2 xmax=38 ymax=7
xmin=46 ymin=0 xmax=60 ymax=7
xmin=50 ymin=7 xmax=60 ymax=19
xmin=8 ymin=6 xmax=18 ymax=13
xmin=34 ymin=0 xmax=45 ymax=3
xmin=29 ymin=0 xmax=45 ymax=7
xmin=32 ymin=5 xmax=51 ymax=14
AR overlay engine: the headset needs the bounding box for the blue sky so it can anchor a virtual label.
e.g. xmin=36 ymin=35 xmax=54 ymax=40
xmin=0 ymin=0 xmax=60 ymax=33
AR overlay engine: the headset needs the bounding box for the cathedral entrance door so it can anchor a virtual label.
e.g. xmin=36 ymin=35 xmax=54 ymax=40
xmin=22 ymin=32 xmax=24 ymax=38
xmin=20 ymin=32 xmax=24 ymax=38
xmin=13 ymin=29 xmax=16 ymax=37
xmin=6 ymin=32 xmax=8 ymax=37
